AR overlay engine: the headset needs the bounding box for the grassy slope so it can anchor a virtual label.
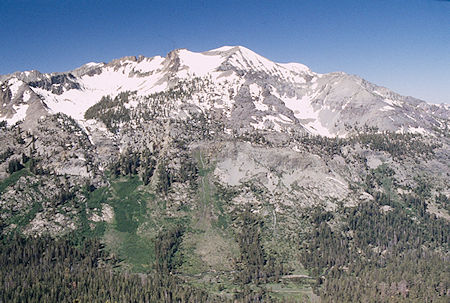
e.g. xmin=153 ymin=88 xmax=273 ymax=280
xmin=76 ymin=150 xmax=315 ymax=300
xmin=176 ymin=151 xmax=238 ymax=296
xmin=85 ymin=176 xmax=156 ymax=272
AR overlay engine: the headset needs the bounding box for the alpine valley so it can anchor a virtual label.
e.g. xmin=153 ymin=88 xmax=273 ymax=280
xmin=0 ymin=46 xmax=449 ymax=302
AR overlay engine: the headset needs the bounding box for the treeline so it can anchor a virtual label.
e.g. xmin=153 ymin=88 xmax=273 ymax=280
xmin=285 ymin=129 xmax=441 ymax=160
xmin=84 ymin=91 xmax=135 ymax=133
xmin=110 ymin=147 xmax=198 ymax=194
xmin=354 ymin=132 xmax=438 ymax=159
xmin=110 ymin=148 xmax=158 ymax=185
xmin=135 ymin=78 xmax=210 ymax=121
xmin=5 ymin=150 xmax=49 ymax=176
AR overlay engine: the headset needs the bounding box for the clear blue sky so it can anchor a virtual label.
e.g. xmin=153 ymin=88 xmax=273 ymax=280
xmin=1 ymin=0 xmax=449 ymax=103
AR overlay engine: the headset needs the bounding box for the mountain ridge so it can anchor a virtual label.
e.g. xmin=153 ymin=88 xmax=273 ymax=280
xmin=1 ymin=46 xmax=448 ymax=138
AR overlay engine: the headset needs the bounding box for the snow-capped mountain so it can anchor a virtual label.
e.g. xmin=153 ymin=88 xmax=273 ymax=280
xmin=1 ymin=46 xmax=448 ymax=137
xmin=2 ymin=44 xmax=450 ymax=303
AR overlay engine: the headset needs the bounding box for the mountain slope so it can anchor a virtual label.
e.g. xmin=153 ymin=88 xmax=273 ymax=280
xmin=1 ymin=46 xmax=448 ymax=137
xmin=0 ymin=46 xmax=449 ymax=302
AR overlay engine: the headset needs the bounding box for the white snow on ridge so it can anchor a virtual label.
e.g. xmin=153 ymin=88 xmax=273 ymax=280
xmin=405 ymin=114 xmax=417 ymax=122
xmin=208 ymin=46 xmax=313 ymax=83
xmin=208 ymin=45 xmax=236 ymax=52
xmin=29 ymin=64 xmax=169 ymax=120
xmin=84 ymin=62 xmax=101 ymax=68
xmin=4 ymin=45 xmax=442 ymax=140
xmin=16 ymin=46 xmax=319 ymax=122
xmin=279 ymin=114 xmax=292 ymax=122
xmin=228 ymin=46 xmax=279 ymax=73
xmin=178 ymin=49 xmax=223 ymax=76
xmin=278 ymin=62 xmax=310 ymax=74
xmin=134 ymin=56 xmax=164 ymax=73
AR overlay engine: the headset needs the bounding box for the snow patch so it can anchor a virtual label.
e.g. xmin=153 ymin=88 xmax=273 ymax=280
xmin=273 ymin=91 xmax=333 ymax=137
xmin=282 ymin=95 xmax=316 ymax=120
xmin=134 ymin=56 xmax=164 ymax=73
xmin=408 ymin=126 xmax=427 ymax=135
xmin=326 ymin=176 xmax=347 ymax=188
xmin=250 ymin=115 xmax=288 ymax=132
xmin=380 ymin=205 xmax=392 ymax=212
xmin=304 ymin=120 xmax=333 ymax=137
xmin=84 ymin=62 xmax=101 ymax=68
xmin=178 ymin=49 xmax=223 ymax=76
xmin=278 ymin=62 xmax=310 ymax=74
xmin=384 ymin=98 xmax=403 ymax=107
xmin=22 ymin=90 xmax=31 ymax=102
xmin=249 ymin=83 xmax=261 ymax=97
xmin=8 ymin=78 xmax=22 ymax=98
xmin=31 ymin=63 xmax=170 ymax=120
xmin=253 ymin=101 xmax=269 ymax=111
xmin=380 ymin=105 xmax=395 ymax=112
xmin=279 ymin=114 xmax=292 ymax=122
xmin=6 ymin=104 xmax=29 ymax=125
xmin=405 ymin=114 xmax=417 ymax=122
xmin=228 ymin=47 xmax=278 ymax=73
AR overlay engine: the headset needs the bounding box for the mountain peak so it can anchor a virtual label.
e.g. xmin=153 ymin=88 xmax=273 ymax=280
xmin=0 ymin=46 xmax=448 ymax=138
xmin=205 ymin=45 xmax=251 ymax=53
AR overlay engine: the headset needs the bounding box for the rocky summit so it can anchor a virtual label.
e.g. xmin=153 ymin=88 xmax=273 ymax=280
xmin=0 ymin=46 xmax=449 ymax=302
